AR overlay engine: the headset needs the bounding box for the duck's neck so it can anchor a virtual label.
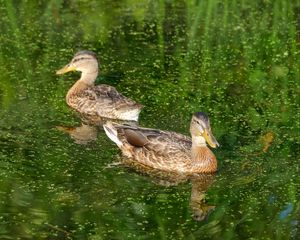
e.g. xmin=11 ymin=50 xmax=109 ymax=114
xmin=66 ymin=70 xmax=98 ymax=100
xmin=191 ymin=136 xmax=217 ymax=173
xmin=79 ymin=70 xmax=98 ymax=86
xmin=191 ymin=136 xmax=206 ymax=147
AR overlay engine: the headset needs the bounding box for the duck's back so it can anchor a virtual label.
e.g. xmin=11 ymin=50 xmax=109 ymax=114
xmin=67 ymin=84 xmax=143 ymax=121
xmin=113 ymin=125 xmax=193 ymax=172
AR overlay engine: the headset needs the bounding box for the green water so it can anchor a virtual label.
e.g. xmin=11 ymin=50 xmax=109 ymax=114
xmin=0 ymin=0 xmax=299 ymax=239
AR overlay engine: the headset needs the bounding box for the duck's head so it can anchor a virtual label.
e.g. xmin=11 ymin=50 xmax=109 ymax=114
xmin=56 ymin=50 xmax=99 ymax=75
xmin=190 ymin=112 xmax=219 ymax=148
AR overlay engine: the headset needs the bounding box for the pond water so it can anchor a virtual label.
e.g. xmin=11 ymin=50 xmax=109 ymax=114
xmin=0 ymin=1 xmax=299 ymax=239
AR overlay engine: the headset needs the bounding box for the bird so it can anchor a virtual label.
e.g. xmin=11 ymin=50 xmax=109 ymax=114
xmin=103 ymin=112 xmax=219 ymax=174
xmin=56 ymin=50 xmax=143 ymax=122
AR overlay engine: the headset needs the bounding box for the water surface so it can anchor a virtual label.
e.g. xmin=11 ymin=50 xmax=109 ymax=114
xmin=0 ymin=0 xmax=299 ymax=239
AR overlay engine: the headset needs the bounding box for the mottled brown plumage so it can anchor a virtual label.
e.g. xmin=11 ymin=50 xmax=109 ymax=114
xmin=57 ymin=50 xmax=143 ymax=121
xmin=104 ymin=112 xmax=219 ymax=174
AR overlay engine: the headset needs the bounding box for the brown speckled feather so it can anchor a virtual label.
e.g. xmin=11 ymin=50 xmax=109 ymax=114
xmin=111 ymin=124 xmax=216 ymax=173
xmin=58 ymin=50 xmax=143 ymax=121
xmin=67 ymin=84 xmax=143 ymax=120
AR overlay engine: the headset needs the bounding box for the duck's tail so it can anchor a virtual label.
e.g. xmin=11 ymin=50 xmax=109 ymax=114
xmin=119 ymin=106 xmax=143 ymax=121
xmin=103 ymin=122 xmax=123 ymax=148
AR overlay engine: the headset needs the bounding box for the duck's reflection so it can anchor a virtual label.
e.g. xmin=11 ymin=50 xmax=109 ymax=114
xmin=189 ymin=173 xmax=215 ymax=221
xmin=122 ymin=160 xmax=216 ymax=221
xmin=56 ymin=116 xmax=138 ymax=145
xmin=79 ymin=114 xmax=139 ymax=128
xmin=56 ymin=124 xmax=98 ymax=145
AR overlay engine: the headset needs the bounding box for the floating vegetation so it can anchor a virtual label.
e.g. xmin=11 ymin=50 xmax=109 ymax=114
xmin=0 ymin=0 xmax=299 ymax=239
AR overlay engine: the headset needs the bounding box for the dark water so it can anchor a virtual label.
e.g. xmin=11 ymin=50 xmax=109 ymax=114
xmin=0 ymin=1 xmax=299 ymax=239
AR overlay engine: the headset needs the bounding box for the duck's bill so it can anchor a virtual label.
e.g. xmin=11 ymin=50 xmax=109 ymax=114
xmin=56 ymin=64 xmax=76 ymax=75
xmin=203 ymin=129 xmax=219 ymax=148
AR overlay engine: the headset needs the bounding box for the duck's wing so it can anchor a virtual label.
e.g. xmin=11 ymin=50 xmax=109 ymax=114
xmin=103 ymin=123 xmax=193 ymax=171
xmin=92 ymin=84 xmax=132 ymax=102
xmin=117 ymin=125 xmax=192 ymax=157
xmin=72 ymin=84 xmax=143 ymax=119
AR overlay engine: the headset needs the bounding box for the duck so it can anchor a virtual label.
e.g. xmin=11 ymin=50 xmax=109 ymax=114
xmin=56 ymin=50 xmax=143 ymax=121
xmin=103 ymin=112 xmax=219 ymax=173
